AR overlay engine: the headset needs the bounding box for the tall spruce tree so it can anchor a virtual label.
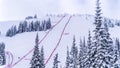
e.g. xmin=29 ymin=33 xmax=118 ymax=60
xmin=115 ymin=38 xmax=120 ymax=57
xmin=34 ymin=21 xmax=40 ymax=31
xmin=22 ymin=21 xmax=28 ymax=32
xmin=0 ymin=42 xmax=6 ymax=65
xmin=30 ymin=33 xmax=43 ymax=68
xmin=78 ymin=38 xmax=88 ymax=68
xmin=6 ymin=26 xmax=17 ymax=37
xmin=85 ymin=0 xmax=115 ymax=68
xmin=70 ymin=36 xmax=78 ymax=68
xmin=113 ymin=42 xmax=120 ymax=68
xmin=46 ymin=18 xmax=51 ymax=29
xmin=12 ymin=26 xmax=17 ymax=36
xmin=30 ymin=22 xmax=34 ymax=31
xmin=53 ymin=53 xmax=60 ymax=68
xmin=40 ymin=46 xmax=45 ymax=68
xmin=83 ymin=31 xmax=92 ymax=68
xmin=78 ymin=38 xmax=84 ymax=68
xmin=66 ymin=46 xmax=70 ymax=68
xmin=83 ymin=37 xmax=87 ymax=55
xmin=18 ymin=22 xmax=23 ymax=33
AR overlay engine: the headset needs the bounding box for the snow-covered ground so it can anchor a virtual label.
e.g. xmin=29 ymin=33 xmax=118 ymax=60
xmin=0 ymin=14 xmax=119 ymax=68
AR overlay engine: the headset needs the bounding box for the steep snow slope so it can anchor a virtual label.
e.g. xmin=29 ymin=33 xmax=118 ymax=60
xmin=0 ymin=14 xmax=119 ymax=68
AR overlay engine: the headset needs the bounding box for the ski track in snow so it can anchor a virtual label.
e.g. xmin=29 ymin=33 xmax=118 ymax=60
xmin=45 ymin=16 xmax=72 ymax=65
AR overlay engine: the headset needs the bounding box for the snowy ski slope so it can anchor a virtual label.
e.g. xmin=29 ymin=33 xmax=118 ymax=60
xmin=0 ymin=14 xmax=120 ymax=68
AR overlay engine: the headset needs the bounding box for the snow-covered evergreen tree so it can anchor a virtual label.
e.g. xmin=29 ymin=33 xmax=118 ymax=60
xmin=6 ymin=26 xmax=16 ymax=37
xmin=112 ymin=45 xmax=120 ymax=68
xmin=30 ymin=33 xmax=45 ymax=68
xmin=18 ymin=22 xmax=23 ymax=33
xmin=41 ymin=22 xmax=45 ymax=31
xmin=13 ymin=26 xmax=17 ymax=36
xmin=114 ymin=48 xmax=118 ymax=64
xmin=34 ymin=21 xmax=40 ymax=31
xmin=22 ymin=21 xmax=28 ymax=32
xmin=53 ymin=53 xmax=60 ymax=68
xmin=6 ymin=29 xmax=12 ymax=37
xmin=78 ymin=39 xmax=84 ymax=68
xmin=115 ymin=38 xmax=120 ymax=58
xmin=66 ymin=46 xmax=70 ymax=68
xmin=83 ymin=31 xmax=92 ymax=68
xmin=46 ymin=18 xmax=51 ymax=29
xmin=78 ymin=38 xmax=88 ymax=68
xmin=85 ymin=0 xmax=115 ymax=68
xmin=43 ymin=21 xmax=47 ymax=31
xmin=70 ymin=36 xmax=78 ymax=68
xmin=40 ymin=46 xmax=45 ymax=68
xmin=30 ymin=21 xmax=34 ymax=31
xmin=0 ymin=42 xmax=6 ymax=65
xmin=83 ymin=37 xmax=87 ymax=54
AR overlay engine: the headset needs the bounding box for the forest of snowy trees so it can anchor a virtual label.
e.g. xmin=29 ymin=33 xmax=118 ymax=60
xmin=6 ymin=17 xmax=51 ymax=37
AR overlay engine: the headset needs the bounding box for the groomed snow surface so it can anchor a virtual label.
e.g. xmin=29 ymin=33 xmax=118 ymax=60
xmin=0 ymin=14 xmax=119 ymax=68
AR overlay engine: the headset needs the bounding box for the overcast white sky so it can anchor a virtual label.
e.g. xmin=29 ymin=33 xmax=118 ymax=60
xmin=0 ymin=0 xmax=120 ymax=21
